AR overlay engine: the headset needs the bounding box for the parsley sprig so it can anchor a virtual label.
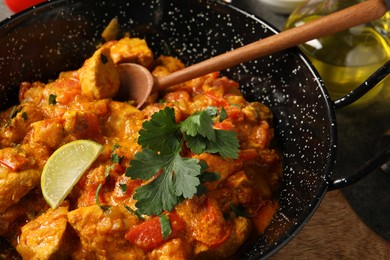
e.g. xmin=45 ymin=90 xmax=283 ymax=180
xmin=126 ymin=107 xmax=239 ymax=216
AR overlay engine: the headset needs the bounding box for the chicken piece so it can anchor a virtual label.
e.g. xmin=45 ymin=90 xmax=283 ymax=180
xmin=19 ymin=71 xmax=83 ymax=109
xmin=109 ymin=37 xmax=154 ymax=69
xmin=24 ymin=118 xmax=64 ymax=150
xmin=18 ymin=81 xmax=46 ymax=105
xmin=0 ymin=188 xmax=48 ymax=239
xmin=0 ymin=103 xmax=44 ymax=147
xmin=44 ymin=71 xmax=83 ymax=105
xmin=0 ymin=144 xmax=50 ymax=213
xmin=0 ymin=169 xmax=40 ymax=214
xmin=196 ymin=216 xmax=251 ymax=259
xmin=16 ymin=205 xmax=70 ymax=260
xmin=149 ymin=238 xmax=192 ymax=260
xmin=62 ymin=110 xmax=103 ymax=143
xmin=194 ymin=153 xmax=243 ymax=191
xmin=68 ymin=205 xmax=145 ymax=259
xmin=78 ymin=46 xmax=120 ymax=100
xmin=104 ymin=101 xmax=143 ymax=139
xmin=152 ymin=56 xmax=185 ymax=78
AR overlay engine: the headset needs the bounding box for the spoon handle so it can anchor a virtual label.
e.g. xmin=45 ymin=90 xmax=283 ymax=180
xmin=155 ymin=0 xmax=387 ymax=90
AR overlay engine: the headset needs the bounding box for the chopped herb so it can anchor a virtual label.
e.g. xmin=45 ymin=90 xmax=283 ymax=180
xmin=119 ymin=183 xmax=127 ymax=193
xmin=196 ymin=184 xmax=208 ymax=196
xmin=21 ymin=112 xmax=28 ymax=121
xmin=96 ymin=165 xmax=114 ymax=211
xmin=123 ymin=204 xmax=145 ymax=220
xmin=95 ymin=185 xmax=110 ymax=211
xmin=110 ymin=153 xmax=123 ymax=164
xmin=220 ymin=107 xmax=228 ymax=122
xmin=160 ymin=215 xmax=172 ymax=240
xmin=5 ymin=105 xmax=21 ymax=127
xmin=137 ymin=107 xmax=181 ymax=155
xmin=199 ymin=171 xmax=221 ymax=183
xmin=100 ymin=54 xmax=108 ymax=64
xmin=126 ymin=107 xmax=239 ymax=216
xmin=230 ymin=203 xmax=251 ymax=218
xmin=112 ymin=143 xmax=121 ymax=152
xmin=48 ymin=94 xmax=57 ymax=105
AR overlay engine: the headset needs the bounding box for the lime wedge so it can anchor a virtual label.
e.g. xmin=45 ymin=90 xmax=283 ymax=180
xmin=41 ymin=140 xmax=104 ymax=209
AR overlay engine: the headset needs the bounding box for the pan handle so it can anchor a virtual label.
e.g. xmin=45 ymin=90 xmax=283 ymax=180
xmin=333 ymin=60 xmax=390 ymax=109
xmin=327 ymin=60 xmax=390 ymax=190
xmin=328 ymin=145 xmax=390 ymax=190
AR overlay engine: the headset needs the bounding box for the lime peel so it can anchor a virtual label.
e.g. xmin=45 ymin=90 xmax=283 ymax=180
xmin=41 ymin=140 xmax=104 ymax=209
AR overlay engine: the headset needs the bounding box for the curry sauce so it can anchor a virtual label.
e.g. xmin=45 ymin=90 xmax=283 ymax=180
xmin=0 ymin=37 xmax=282 ymax=259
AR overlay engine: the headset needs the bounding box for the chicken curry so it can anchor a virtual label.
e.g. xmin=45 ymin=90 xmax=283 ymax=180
xmin=0 ymin=36 xmax=282 ymax=259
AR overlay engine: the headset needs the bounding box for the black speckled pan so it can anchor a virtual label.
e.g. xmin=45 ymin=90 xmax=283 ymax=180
xmin=0 ymin=0 xmax=388 ymax=258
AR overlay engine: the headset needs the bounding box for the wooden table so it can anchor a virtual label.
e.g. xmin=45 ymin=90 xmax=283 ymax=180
xmin=271 ymin=190 xmax=390 ymax=259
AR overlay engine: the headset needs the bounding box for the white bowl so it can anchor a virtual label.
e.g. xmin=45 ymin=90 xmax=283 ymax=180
xmin=258 ymin=0 xmax=306 ymax=14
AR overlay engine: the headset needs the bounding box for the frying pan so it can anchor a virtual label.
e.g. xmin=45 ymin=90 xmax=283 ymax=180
xmin=0 ymin=0 xmax=389 ymax=258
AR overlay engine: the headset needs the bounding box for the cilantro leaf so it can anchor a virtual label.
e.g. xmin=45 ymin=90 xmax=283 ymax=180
xmin=126 ymin=149 xmax=173 ymax=180
xmin=180 ymin=109 xmax=216 ymax=141
xmin=127 ymin=150 xmax=200 ymax=215
xmin=132 ymin=168 xmax=178 ymax=216
xmin=171 ymin=154 xmax=201 ymax=199
xmin=205 ymin=130 xmax=239 ymax=159
xmin=185 ymin=129 xmax=239 ymax=159
xmin=138 ymin=107 xmax=180 ymax=155
xmin=204 ymin=106 xmax=219 ymax=117
xmin=184 ymin=134 xmax=207 ymax=154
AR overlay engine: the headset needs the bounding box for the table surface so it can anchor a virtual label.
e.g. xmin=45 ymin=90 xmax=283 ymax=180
xmin=1 ymin=0 xmax=389 ymax=259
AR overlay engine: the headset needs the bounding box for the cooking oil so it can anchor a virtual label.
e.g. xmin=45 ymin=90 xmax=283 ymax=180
xmin=285 ymin=0 xmax=390 ymax=107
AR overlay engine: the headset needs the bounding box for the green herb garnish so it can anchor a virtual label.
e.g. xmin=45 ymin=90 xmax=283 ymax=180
xmin=119 ymin=183 xmax=127 ymax=193
xmin=100 ymin=54 xmax=108 ymax=64
xmin=21 ymin=112 xmax=28 ymax=121
xmin=230 ymin=203 xmax=251 ymax=218
xmin=96 ymin=165 xmax=114 ymax=211
xmin=48 ymin=94 xmax=57 ymax=105
xmin=126 ymin=107 xmax=239 ymax=216
xmin=160 ymin=215 xmax=172 ymax=239
xmin=220 ymin=107 xmax=228 ymax=122
xmin=5 ymin=105 xmax=21 ymax=127
xmin=110 ymin=153 xmax=123 ymax=164
xmin=123 ymin=204 xmax=145 ymax=220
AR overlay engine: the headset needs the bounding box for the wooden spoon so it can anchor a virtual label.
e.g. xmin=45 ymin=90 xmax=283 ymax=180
xmin=118 ymin=0 xmax=388 ymax=108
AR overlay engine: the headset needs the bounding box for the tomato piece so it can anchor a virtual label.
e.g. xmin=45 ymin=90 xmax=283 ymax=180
xmin=205 ymin=93 xmax=230 ymax=107
xmin=213 ymin=121 xmax=234 ymax=130
xmin=5 ymin=0 xmax=46 ymax=13
xmin=125 ymin=211 xmax=185 ymax=251
xmin=225 ymin=105 xmax=244 ymax=121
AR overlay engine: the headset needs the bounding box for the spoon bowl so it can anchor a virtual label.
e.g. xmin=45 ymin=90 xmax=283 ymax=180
xmin=117 ymin=63 xmax=154 ymax=105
